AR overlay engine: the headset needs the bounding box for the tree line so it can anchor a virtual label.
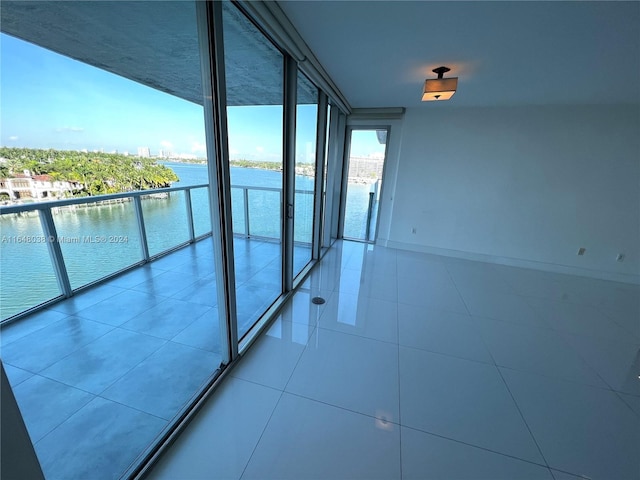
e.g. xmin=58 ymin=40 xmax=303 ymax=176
xmin=0 ymin=147 xmax=179 ymax=196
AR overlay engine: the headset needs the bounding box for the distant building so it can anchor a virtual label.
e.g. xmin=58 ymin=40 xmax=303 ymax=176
xmin=348 ymin=156 xmax=384 ymax=180
xmin=137 ymin=146 xmax=151 ymax=158
xmin=0 ymin=173 xmax=83 ymax=200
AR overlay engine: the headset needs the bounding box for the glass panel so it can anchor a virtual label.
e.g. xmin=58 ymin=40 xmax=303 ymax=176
xmin=142 ymin=190 xmax=191 ymax=256
xmin=230 ymin=186 xmax=247 ymax=235
xmin=248 ymin=188 xmax=281 ymax=239
xmin=164 ymin=162 xmax=212 ymax=239
xmin=294 ymin=71 xmax=318 ymax=276
xmin=54 ymin=199 xmax=142 ymax=289
xmin=0 ymin=212 xmax=62 ymax=319
xmin=223 ymin=3 xmax=283 ymax=338
xmin=0 ymin=3 xmax=223 ymax=479
xmin=190 ymin=187 xmax=212 ymax=238
xmin=343 ymin=129 xmax=388 ymax=242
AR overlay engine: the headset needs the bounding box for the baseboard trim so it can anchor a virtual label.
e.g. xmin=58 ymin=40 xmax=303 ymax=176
xmin=384 ymin=241 xmax=640 ymax=285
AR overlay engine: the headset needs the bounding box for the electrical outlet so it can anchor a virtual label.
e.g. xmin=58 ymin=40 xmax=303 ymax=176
xmin=616 ymin=254 xmax=625 ymax=262
xmin=577 ymin=247 xmax=586 ymax=256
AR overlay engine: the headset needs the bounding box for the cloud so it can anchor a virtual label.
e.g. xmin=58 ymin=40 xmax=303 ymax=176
xmin=191 ymin=141 xmax=206 ymax=153
xmin=8 ymin=135 xmax=18 ymax=141
xmin=55 ymin=126 xmax=84 ymax=133
xmin=255 ymin=146 xmax=264 ymax=153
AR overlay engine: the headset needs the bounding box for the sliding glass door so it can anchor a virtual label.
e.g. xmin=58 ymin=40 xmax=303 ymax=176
xmin=221 ymin=3 xmax=284 ymax=339
xmin=294 ymin=72 xmax=319 ymax=276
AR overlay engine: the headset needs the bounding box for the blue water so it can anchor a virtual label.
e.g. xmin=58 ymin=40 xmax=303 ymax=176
xmin=0 ymin=163 xmax=371 ymax=319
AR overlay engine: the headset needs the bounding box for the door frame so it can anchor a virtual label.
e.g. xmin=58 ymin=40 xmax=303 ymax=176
xmin=338 ymin=125 xmax=391 ymax=243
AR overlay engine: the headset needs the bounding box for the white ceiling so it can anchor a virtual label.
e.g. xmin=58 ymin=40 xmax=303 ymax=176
xmin=278 ymin=1 xmax=640 ymax=108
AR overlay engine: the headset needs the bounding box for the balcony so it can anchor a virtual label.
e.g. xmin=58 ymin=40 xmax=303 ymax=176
xmin=0 ymin=184 xmax=312 ymax=479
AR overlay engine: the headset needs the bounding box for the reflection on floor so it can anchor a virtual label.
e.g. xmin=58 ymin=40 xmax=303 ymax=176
xmin=150 ymin=240 xmax=640 ymax=480
xmin=1 ymin=236 xmax=311 ymax=480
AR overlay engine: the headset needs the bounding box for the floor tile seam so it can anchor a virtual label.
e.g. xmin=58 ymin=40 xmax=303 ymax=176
xmin=552 ymin=332 xmax=640 ymax=396
xmin=95 ymin=391 xmax=175 ymax=422
xmin=399 ymin=423 xmax=553 ymax=472
xmin=395 ymin=300 xmax=469 ymax=316
xmin=31 ymin=395 xmax=130 ymax=450
xmin=0 ymin=313 xmax=72 ymax=347
xmin=613 ymin=391 xmax=640 ymax=420
xmin=546 ymin=329 xmax=621 ymax=386
xmin=322 ymin=288 xmax=399 ymax=305
xmin=495 ymin=364 xmax=615 ymax=393
xmin=315 ymin=323 xmax=400 ymax=347
xmin=494 ymin=366 xmax=552 ymax=469
xmin=554 ymin=323 xmax=640 ymax=347
xmin=3 ymin=366 xmax=35 ymax=387
xmin=82 ymin=334 xmax=170 ymax=396
xmin=397 ymin=340 xmax=496 ymax=367
xmin=225 ymin=375 xmax=286 ymax=396
xmin=395 ymin=294 xmax=403 ymax=480
xmin=399 ymin=343 xmax=498 ymax=369
xmin=80 ymin=291 xmax=171 ymax=322
xmin=441 ymin=262 xmax=474 ymax=317
xmin=465 ymin=302 xmax=550 ymax=330
xmin=133 ymin=282 xmax=199 ymax=299
xmin=16 ymin=374 xmax=97 ymax=444
xmin=282 ymin=390 xmax=401 ymax=426
xmin=7 ymin=323 xmax=118 ymax=373
xmin=166 ymin=266 xmax=216 ymax=279
xmin=520 ymin=292 xmax=621 ymax=313
xmin=237 ymin=389 xmax=287 ymax=480
xmin=33 ymin=394 xmax=169 ymax=455
xmin=120 ymin=302 xmax=211 ymax=342
xmin=548 ymin=467 xmax=595 ymax=480
xmin=280 ymin=324 xmax=319 ymax=393
xmin=618 ymin=390 xmax=640 ymax=399
xmin=165 ymin=341 xmax=224 ymax=365
xmin=598 ymin=307 xmax=640 ymax=342
xmin=168 ymin=334 xmax=223 ymax=356
xmin=468 ymin=312 xmax=563 ymax=333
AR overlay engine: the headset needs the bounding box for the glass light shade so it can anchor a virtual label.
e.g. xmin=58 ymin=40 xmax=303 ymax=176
xmin=422 ymin=77 xmax=458 ymax=101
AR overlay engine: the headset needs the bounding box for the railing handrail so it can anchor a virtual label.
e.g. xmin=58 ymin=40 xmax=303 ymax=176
xmin=0 ymin=183 xmax=315 ymax=215
xmin=232 ymin=184 xmax=314 ymax=195
xmin=0 ymin=183 xmax=209 ymax=214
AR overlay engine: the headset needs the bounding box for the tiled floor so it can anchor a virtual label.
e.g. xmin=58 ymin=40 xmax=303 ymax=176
xmin=150 ymin=240 xmax=640 ymax=480
xmin=1 ymin=236 xmax=311 ymax=480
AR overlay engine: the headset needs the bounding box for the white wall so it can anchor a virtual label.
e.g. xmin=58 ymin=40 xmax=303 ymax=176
xmin=386 ymin=105 xmax=639 ymax=283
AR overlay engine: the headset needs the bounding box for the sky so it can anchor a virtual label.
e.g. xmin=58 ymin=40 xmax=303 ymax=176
xmin=0 ymin=33 xmax=383 ymax=161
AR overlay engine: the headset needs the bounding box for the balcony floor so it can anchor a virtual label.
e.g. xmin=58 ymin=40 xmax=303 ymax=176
xmin=149 ymin=241 xmax=640 ymax=480
xmin=1 ymin=236 xmax=311 ymax=480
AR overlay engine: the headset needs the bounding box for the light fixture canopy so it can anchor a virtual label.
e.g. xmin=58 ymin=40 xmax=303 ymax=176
xmin=422 ymin=66 xmax=458 ymax=101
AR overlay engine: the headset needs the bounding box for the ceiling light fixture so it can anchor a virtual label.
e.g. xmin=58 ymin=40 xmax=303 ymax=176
xmin=422 ymin=66 xmax=458 ymax=101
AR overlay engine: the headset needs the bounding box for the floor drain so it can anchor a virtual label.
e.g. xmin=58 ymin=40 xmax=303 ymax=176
xmin=311 ymin=296 xmax=326 ymax=305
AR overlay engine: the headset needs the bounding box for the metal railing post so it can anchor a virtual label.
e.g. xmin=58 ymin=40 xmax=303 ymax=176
xmin=185 ymin=188 xmax=195 ymax=242
xmin=133 ymin=196 xmax=150 ymax=261
xmin=243 ymin=187 xmax=250 ymax=237
xmin=365 ymin=190 xmax=374 ymax=241
xmin=38 ymin=209 xmax=72 ymax=297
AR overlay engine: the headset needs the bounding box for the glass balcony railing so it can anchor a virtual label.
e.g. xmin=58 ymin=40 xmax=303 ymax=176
xmin=0 ymin=183 xmax=315 ymax=321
